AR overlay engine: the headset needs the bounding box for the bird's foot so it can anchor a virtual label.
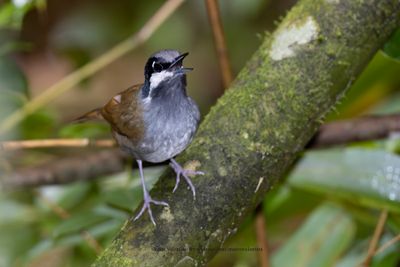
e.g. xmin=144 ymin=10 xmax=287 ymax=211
xmin=170 ymin=159 xmax=204 ymax=199
xmin=134 ymin=193 xmax=169 ymax=226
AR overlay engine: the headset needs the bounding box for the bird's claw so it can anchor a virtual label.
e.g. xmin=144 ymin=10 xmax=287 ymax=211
xmin=134 ymin=195 xmax=169 ymax=226
xmin=170 ymin=160 xmax=204 ymax=199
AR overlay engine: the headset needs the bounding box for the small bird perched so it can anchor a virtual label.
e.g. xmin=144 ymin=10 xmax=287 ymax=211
xmin=75 ymin=50 xmax=203 ymax=225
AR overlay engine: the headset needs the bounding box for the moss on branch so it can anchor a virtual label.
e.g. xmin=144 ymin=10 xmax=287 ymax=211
xmin=93 ymin=0 xmax=400 ymax=266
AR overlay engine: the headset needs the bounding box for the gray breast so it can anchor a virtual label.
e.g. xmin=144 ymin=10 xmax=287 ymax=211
xmin=118 ymin=95 xmax=200 ymax=163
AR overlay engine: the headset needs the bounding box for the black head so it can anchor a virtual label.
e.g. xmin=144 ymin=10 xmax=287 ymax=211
xmin=143 ymin=50 xmax=192 ymax=87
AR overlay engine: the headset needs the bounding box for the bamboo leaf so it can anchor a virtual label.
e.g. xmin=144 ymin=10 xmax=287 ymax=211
xmin=272 ymin=203 xmax=355 ymax=267
xmin=383 ymin=28 xmax=400 ymax=60
xmin=289 ymin=148 xmax=400 ymax=212
xmin=53 ymin=211 xmax=108 ymax=238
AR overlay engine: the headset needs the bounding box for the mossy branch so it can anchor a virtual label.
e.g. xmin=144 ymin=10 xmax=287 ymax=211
xmin=93 ymin=0 xmax=400 ymax=266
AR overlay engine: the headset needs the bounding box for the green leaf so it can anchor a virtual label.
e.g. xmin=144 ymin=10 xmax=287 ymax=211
xmin=335 ymin=233 xmax=400 ymax=267
xmin=0 ymin=89 xmax=25 ymax=119
xmin=58 ymin=122 xmax=110 ymax=138
xmin=98 ymin=165 xmax=166 ymax=190
xmin=53 ymin=211 xmax=108 ymax=238
xmin=335 ymin=247 xmax=364 ymax=267
xmin=101 ymin=187 xmax=142 ymax=212
xmin=0 ymin=200 xmax=37 ymax=224
xmin=0 ymin=1 xmax=39 ymax=29
xmin=0 ymin=3 xmax=18 ymax=28
xmin=24 ymin=239 xmax=54 ymax=264
xmin=288 ymin=148 xmax=400 ymax=213
xmin=86 ymin=218 xmax=124 ymax=238
xmin=371 ymin=233 xmax=400 ymax=267
xmin=57 ymin=182 xmax=93 ymax=210
xmin=55 ymin=233 xmax=84 ymax=247
xmin=0 ymin=56 xmax=28 ymax=95
xmin=263 ymin=186 xmax=292 ymax=214
xmin=98 ymin=166 xmax=166 ymax=210
xmin=371 ymin=91 xmax=400 ymax=115
xmin=92 ymin=205 xmax=129 ymax=221
xmin=56 ymin=219 xmax=123 ymax=248
xmin=0 ymin=89 xmax=26 ymax=139
xmin=272 ymin=203 xmax=355 ymax=267
xmin=383 ymin=28 xmax=400 ymax=60
xmin=263 ymin=186 xmax=321 ymax=222
xmin=0 ymin=222 xmax=38 ymax=267
xmin=388 ymin=214 xmax=400 ymax=233
xmin=385 ymin=135 xmax=400 ymax=154
xmin=328 ymin=51 xmax=400 ymax=119
xmin=21 ymin=108 xmax=57 ymax=139
xmin=0 ymin=56 xmax=30 ymax=139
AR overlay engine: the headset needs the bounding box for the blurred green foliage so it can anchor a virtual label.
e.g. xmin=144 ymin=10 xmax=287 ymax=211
xmin=272 ymin=203 xmax=356 ymax=267
xmin=0 ymin=167 xmax=164 ymax=266
xmin=0 ymin=63 xmax=56 ymax=140
xmin=0 ymin=1 xmax=55 ymax=141
xmin=0 ymin=0 xmax=45 ymax=29
xmin=58 ymin=123 xmax=109 ymax=139
xmin=383 ymin=28 xmax=400 ymax=61
xmin=0 ymin=56 xmax=27 ymax=95
xmin=289 ymin=148 xmax=400 ymax=213
xmin=0 ymin=1 xmax=400 ymax=266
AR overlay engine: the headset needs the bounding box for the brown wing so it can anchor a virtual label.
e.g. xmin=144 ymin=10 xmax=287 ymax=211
xmin=100 ymin=84 xmax=144 ymax=141
xmin=73 ymin=108 xmax=103 ymax=123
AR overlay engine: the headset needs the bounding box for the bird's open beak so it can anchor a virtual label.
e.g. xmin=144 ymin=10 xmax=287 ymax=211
xmin=170 ymin=52 xmax=193 ymax=74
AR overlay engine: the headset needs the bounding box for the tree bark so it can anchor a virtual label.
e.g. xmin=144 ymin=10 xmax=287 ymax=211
xmin=93 ymin=0 xmax=400 ymax=265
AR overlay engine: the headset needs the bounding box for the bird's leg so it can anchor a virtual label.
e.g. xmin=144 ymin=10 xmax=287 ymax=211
xmin=169 ymin=158 xmax=204 ymax=199
xmin=134 ymin=160 xmax=169 ymax=225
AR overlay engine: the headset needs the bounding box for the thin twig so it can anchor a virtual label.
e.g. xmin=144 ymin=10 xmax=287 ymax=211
xmin=374 ymin=234 xmax=400 ymax=255
xmin=308 ymin=114 xmax=400 ymax=148
xmin=255 ymin=205 xmax=270 ymax=267
xmin=362 ymin=209 xmax=388 ymax=267
xmin=36 ymin=191 xmax=69 ymax=219
xmin=2 ymin=149 xmax=127 ymax=189
xmin=36 ymin=191 xmax=103 ymax=254
xmin=0 ymin=0 xmax=186 ymax=136
xmin=81 ymin=231 xmax=103 ymax=254
xmin=0 ymin=139 xmax=115 ymax=150
xmin=205 ymin=0 xmax=233 ymax=89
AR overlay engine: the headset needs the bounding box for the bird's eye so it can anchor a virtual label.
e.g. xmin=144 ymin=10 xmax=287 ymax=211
xmin=152 ymin=61 xmax=163 ymax=72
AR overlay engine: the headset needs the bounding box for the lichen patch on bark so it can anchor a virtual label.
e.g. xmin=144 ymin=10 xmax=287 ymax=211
xmin=270 ymin=16 xmax=319 ymax=61
xmin=160 ymin=206 xmax=174 ymax=223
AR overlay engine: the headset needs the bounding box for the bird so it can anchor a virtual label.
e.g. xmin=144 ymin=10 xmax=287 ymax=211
xmin=75 ymin=50 xmax=204 ymax=225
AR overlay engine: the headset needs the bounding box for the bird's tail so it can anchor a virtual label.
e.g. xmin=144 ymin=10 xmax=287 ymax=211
xmin=72 ymin=108 xmax=104 ymax=123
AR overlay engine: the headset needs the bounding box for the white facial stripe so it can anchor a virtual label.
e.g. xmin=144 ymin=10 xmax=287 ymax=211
xmin=149 ymin=70 xmax=173 ymax=90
